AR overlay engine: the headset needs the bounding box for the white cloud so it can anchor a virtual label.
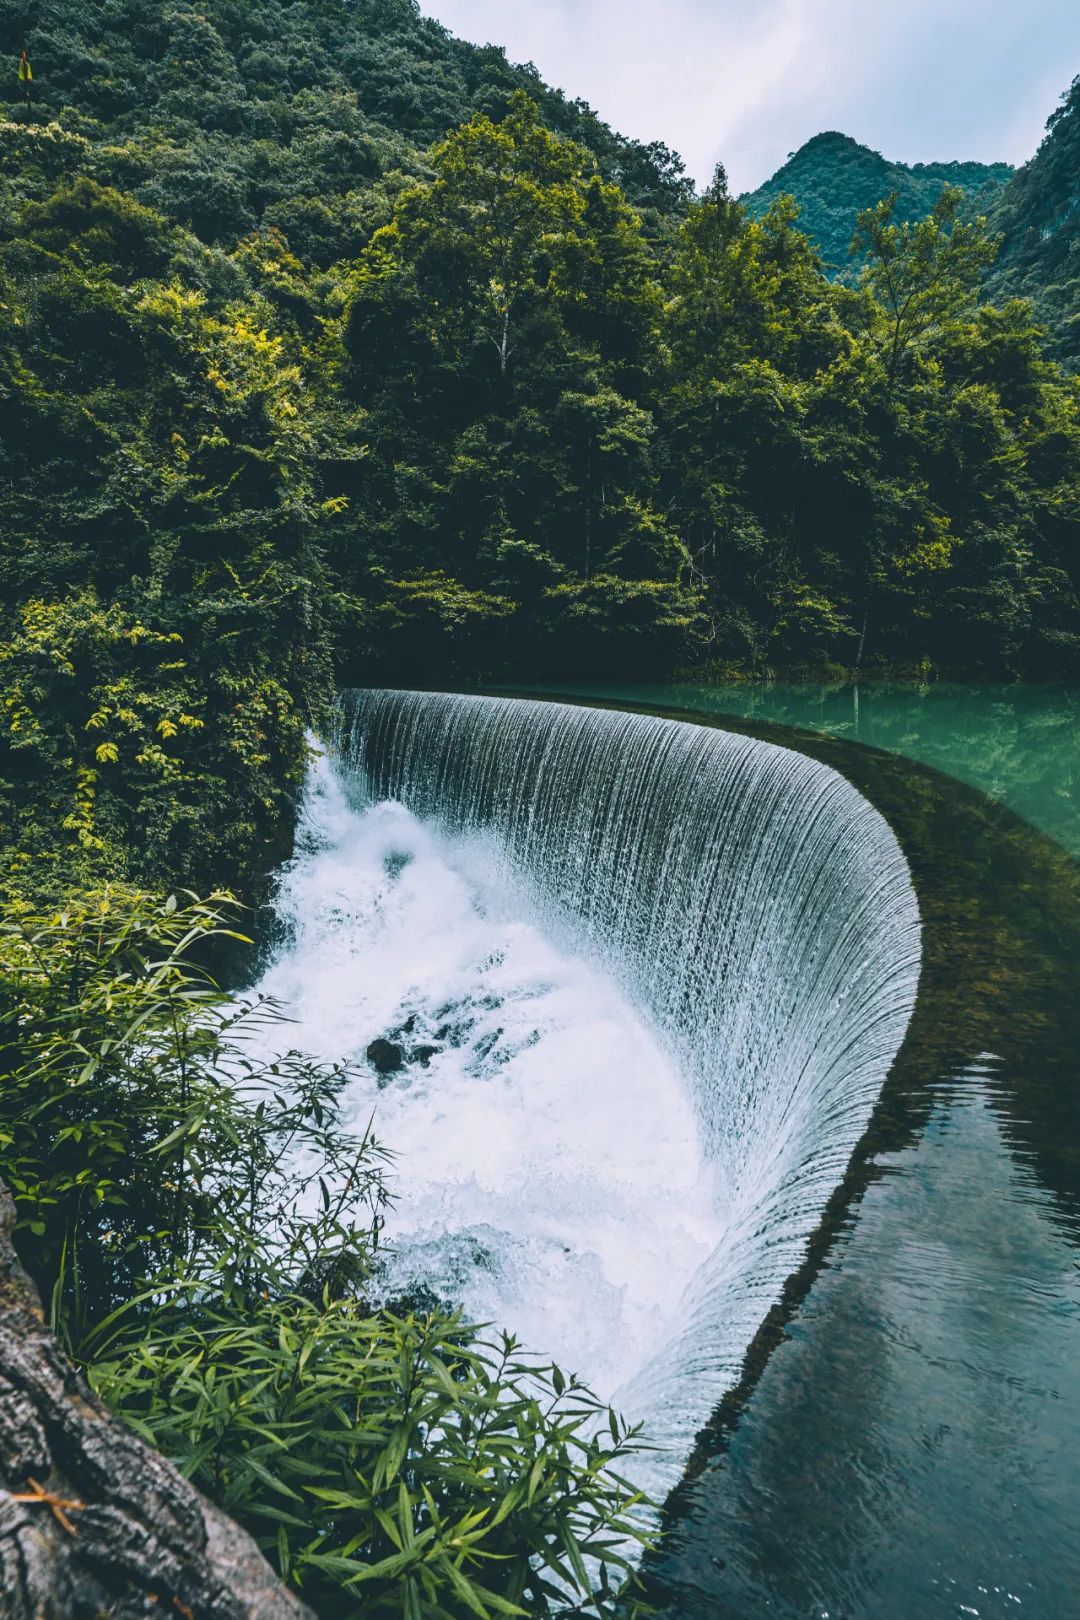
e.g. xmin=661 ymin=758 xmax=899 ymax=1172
xmin=422 ymin=0 xmax=1079 ymax=190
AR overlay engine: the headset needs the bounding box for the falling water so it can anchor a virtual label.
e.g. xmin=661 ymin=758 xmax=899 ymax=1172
xmin=261 ymin=690 xmax=921 ymax=1494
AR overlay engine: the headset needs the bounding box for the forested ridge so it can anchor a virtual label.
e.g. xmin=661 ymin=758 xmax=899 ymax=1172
xmin=1 ymin=6 xmax=1079 ymax=1613
xmin=742 ymin=78 xmax=1080 ymax=372
xmin=986 ymin=74 xmax=1080 ymax=370
xmin=1 ymin=0 xmax=1079 ymax=897
xmin=740 ymin=130 xmax=1014 ymax=271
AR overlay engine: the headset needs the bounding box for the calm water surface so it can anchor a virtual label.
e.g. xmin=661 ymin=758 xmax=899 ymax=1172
xmin=652 ymin=1062 xmax=1080 ymax=1619
xmin=507 ymin=682 xmax=1080 ymax=1619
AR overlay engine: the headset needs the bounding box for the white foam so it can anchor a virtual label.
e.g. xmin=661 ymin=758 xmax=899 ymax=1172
xmin=258 ymin=752 xmax=722 ymax=1399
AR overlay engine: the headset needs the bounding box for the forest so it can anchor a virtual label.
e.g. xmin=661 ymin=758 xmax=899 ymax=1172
xmin=740 ymin=129 xmax=1015 ymax=272
xmin=0 ymin=2 xmax=1079 ymax=1615
xmin=1 ymin=0 xmax=1079 ymax=897
xmin=741 ymin=79 xmax=1080 ymax=372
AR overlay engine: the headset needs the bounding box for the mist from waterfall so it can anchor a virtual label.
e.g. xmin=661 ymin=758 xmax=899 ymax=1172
xmin=257 ymin=691 xmax=921 ymax=1494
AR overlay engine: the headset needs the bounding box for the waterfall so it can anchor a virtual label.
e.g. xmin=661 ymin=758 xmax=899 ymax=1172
xmin=264 ymin=689 xmax=921 ymax=1495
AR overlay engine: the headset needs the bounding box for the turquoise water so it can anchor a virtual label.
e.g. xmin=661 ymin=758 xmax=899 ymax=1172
xmin=534 ymin=681 xmax=1080 ymax=858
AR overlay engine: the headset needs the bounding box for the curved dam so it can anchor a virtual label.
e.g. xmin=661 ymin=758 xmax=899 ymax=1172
xmin=262 ymin=690 xmax=922 ymax=1492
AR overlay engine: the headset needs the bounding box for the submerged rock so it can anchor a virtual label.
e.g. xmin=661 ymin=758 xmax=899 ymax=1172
xmin=366 ymin=1038 xmax=404 ymax=1077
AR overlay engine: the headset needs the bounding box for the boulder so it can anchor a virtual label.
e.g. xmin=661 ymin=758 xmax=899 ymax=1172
xmin=366 ymin=1037 xmax=404 ymax=1077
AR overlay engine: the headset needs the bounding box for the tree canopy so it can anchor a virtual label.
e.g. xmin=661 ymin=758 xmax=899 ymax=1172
xmin=1 ymin=2 xmax=1079 ymax=899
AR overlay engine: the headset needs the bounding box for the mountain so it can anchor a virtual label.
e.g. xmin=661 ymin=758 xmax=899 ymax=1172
xmin=740 ymin=131 xmax=1013 ymax=272
xmin=986 ymin=75 xmax=1080 ymax=368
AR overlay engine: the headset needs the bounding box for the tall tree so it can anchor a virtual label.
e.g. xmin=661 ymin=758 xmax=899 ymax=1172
xmin=333 ymin=94 xmax=698 ymax=676
xmin=851 ymin=184 xmax=999 ymax=385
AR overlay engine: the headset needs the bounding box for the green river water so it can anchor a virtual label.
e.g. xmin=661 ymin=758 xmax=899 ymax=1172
xmin=540 ymin=680 xmax=1080 ymax=858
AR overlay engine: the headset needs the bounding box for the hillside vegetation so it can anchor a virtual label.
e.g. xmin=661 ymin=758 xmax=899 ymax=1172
xmin=987 ymin=74 xmax=1080 ymax=369
xmin=2 ymin=1 xmax=1079 ymax=900
xmin=741 ymin=130 xmax=1012 ymax=271
xmin=742 ymin=77 xmax=1080 ymax=371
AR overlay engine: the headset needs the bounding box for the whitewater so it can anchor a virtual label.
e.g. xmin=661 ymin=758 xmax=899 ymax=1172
xmin=254 ymin=691 xmax=922 ymax=1493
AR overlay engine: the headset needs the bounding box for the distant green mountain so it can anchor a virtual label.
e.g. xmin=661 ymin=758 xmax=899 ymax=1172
xmin=741 ymin=131 xmax=1013 ymax=272
xmin=986 ymin=75 xmax=1080 ymax=369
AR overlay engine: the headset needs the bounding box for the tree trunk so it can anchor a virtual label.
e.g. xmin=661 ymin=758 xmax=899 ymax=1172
xmin=498 ymin=307 xmax=510 ymax=376
xmin=0 ymin=1183 xmax=314 ymax=1620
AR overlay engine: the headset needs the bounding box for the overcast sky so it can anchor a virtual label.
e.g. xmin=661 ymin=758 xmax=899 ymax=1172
xmin=422 ymin=1 xmax=1079 ymax=192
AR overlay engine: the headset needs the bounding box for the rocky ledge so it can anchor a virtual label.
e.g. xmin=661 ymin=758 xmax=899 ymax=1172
xmin=0 ymin=1182 xmax=314 ymax=1620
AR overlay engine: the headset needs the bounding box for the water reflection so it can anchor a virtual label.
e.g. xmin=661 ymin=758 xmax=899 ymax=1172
xmin=649 ymin=1062 xmax=1080 ymax=1620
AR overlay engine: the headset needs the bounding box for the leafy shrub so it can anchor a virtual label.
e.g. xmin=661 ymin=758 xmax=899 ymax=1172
xmin=0 ymin=887 xmax=382 ymax=1343
xmin=90 ymin=1304 xmax=650 ymax=1619
xmin=0 ymin=119 xmax=93 ymax=203
xmin=0 ymin=887 xmax=653 ymax=1617
xmin=19 ymin=176 xmax=175 ymax=277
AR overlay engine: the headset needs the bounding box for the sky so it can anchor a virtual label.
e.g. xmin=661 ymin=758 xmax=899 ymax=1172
xmin=422 ymin=1 xmax=1080 ymax=193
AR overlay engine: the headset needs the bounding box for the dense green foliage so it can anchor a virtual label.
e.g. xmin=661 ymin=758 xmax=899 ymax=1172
xmin=0 ymin=0 xmax=692 ymax=895
xmin=741 ymin=82 xmax=1080 ymax=377
xmin=0 ymin=250 xmax=332 ymax=897
xmin=0 ymin=0 xmax=691 ymax=234
xmin=987 ymin=75 xmax=1080 ymax=370
xmin=741 ymin=130 xmax=1013 ymax=273
xmin=333 ymin=96 xmax=704 ymax=677
xmin=663 ymin=179 xmax=1080 ymax=676
xmin=0 ymin=890 xmax=650 ymax=1616
xmin=2 ymin=2 xmax=1079 ymax=897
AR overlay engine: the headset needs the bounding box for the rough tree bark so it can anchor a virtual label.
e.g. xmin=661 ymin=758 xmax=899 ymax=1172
xmin=0 ymin=1184 xmax=315 ymax=1620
